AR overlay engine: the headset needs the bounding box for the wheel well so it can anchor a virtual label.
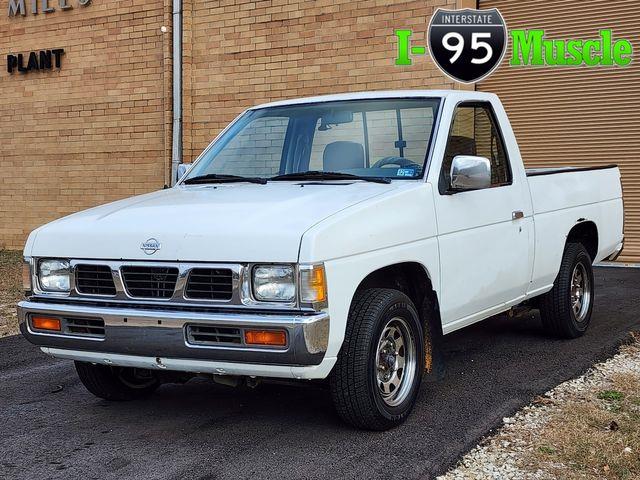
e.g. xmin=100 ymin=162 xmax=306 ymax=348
xmin=355 ymin=262 xmax=442 ymax=373
xmin=567 ymin=221 xmax=598 ymax=261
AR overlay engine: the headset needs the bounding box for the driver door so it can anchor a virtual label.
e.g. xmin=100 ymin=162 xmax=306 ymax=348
xmin=434 ymin=102 xmax=532 ymax=331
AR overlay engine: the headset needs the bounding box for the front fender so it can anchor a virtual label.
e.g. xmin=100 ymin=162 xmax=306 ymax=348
xmin=322 ymin=240 xmax=440 ymax=359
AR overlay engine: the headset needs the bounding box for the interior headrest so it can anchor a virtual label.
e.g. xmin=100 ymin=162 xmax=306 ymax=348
xmin=323 ymin=141 xmax=365 ymax=172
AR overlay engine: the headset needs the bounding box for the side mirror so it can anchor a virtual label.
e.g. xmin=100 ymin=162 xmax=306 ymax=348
xmin=177 ymin=163 xmax=190 ymax=181
xmin=450 ymin=155 xmax=491 ymax=191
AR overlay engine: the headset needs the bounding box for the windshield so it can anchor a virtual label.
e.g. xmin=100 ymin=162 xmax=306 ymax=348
xmin=183 ymin=98 xmax=441 ymax=182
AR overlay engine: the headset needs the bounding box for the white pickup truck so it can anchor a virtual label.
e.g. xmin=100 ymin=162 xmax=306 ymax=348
xmin=19 ymin=91 xmax=624 ymax=430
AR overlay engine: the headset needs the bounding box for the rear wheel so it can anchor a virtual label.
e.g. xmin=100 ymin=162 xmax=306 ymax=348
xmin=75 ymin=362 xmax=160 ymax=401
xmin=330 ymin=288 xmax=425 ymax=430
xmin=538 ymin=242 xmax=594 ymax=339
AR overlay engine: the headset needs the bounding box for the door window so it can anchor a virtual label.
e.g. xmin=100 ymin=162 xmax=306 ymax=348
xmin=440 ymin=103 xmax=511 ymax=192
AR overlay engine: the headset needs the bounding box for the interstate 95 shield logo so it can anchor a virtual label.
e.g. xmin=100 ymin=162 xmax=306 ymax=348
xmin=428 ymin=8 xmax=507 ymax=84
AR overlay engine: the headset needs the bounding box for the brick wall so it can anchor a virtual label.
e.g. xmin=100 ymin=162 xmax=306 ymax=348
xmin=0 ymin=0 xmax=172 ymax=249
xmin=182 ymin=0 xmax=464 ymax=163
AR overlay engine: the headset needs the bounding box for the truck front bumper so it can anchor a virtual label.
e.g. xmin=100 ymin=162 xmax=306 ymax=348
xmin=18 ymin=300 xmax=334 ymax=379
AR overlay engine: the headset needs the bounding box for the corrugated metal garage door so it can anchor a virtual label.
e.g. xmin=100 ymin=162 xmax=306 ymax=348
xmin=478 ymin=0 xmax=640 ymax=263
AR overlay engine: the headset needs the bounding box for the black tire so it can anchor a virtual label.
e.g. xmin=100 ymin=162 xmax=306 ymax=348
xmin=75 ymin=362 xmax=160 ymax=401
xmin=330 ymin=288 xmax=425 ymax=430
xmin=538 ymin=242 xmax=595 ymax=339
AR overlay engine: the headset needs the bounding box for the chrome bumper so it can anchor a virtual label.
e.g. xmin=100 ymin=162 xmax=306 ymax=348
xmin=18 ymin=300 xmax=329 ymax=367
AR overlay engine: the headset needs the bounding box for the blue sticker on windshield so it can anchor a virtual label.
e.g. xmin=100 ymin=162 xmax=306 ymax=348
xmin=396 ymin=168 xmax=416 ymax=177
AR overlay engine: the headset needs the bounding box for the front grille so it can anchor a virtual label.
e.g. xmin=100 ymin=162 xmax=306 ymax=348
xmin=121 ymin=266 xmax=179 ymax=299
xmin=75 ymin=264 xmax=116 ymax=296
xmin=185 ymin=268 xmax=233 ymax=300
xmin=186 ymin=324 xmax=242 ymax=345
xmin=64 ymin=317 xmax=105 ymax=337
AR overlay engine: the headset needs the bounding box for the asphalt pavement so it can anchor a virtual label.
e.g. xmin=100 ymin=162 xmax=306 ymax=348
xmin=1 ymin=266 xmax=638 ymax=480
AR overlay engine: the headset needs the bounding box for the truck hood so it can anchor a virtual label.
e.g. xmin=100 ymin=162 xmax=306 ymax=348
xmin=26 ymin=182 xmax=396 ymax=262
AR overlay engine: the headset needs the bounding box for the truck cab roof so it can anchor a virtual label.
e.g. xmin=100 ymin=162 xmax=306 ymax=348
xmin=250 ymin=89 xmax=499 ymax=110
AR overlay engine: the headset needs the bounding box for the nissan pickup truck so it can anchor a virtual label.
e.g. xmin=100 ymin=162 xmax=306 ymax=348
xmin=19 ymin=90 xmax=624 ymax=430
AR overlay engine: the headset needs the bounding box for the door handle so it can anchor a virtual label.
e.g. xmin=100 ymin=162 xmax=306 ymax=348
xmin=512 ymin=210 xmax=524 ymax=220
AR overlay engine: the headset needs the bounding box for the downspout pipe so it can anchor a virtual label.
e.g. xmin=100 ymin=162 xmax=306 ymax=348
xmin=171 ymin=0 xmax=182 ymax=185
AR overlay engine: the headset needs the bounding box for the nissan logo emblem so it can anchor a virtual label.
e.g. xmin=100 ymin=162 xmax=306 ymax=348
xmin=141 ymin=238 xmax=161 ymax=255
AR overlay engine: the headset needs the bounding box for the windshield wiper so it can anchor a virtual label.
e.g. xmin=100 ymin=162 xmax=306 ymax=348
xmin=182 ymin=174 xmax=267 ymax=185
xmin=270 ymin=171 xmax=391 ymax=184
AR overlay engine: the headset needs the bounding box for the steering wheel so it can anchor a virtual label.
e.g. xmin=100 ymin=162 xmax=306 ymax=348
xmin=371 ymin=156 xmax=422 ymax=171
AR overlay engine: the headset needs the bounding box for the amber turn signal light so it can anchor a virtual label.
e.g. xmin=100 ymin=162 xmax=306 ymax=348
xmin=244 ymin=329 xmax=287 ymax=346
xmin=299 ymin=264 xmax=327 ymax=307
xmin=31 ymin=316 xmax=61 ymax=332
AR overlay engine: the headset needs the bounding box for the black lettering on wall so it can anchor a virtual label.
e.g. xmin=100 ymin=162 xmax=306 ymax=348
xmin=6 ymin=48 xmax=65 ymax=74
xmin=39 ymin=50 xmax=52 ymax=69
xmin=7 ymin=55 xmax=17 ymax=73
xmin=27 ymin=51 xmax=39 ymax=70
xmin=17 ymin=53 xmax=27 ymax=72
xmin=51 ymin=48 xmax=64 ymax=68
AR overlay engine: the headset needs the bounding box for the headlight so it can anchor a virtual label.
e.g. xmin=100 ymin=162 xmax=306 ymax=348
xmin=38 ymin=259 xmax=71 ymax=292
xmin=252 ymin=265 xmax=295 ymax=302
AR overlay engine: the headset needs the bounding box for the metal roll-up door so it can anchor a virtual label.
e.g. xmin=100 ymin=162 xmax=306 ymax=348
xmin=478 ymin=0 xmax=640 ymax=263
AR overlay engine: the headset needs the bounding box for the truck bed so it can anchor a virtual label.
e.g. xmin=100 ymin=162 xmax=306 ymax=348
xmin=526 ymin=164 xmax=623 ymax=275
xmin=527 ymin=164 xmax=621 ymax=216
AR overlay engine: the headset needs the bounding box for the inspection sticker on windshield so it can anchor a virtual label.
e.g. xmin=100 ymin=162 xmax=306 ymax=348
xmin=396 ymin=168 xmax=416 ymax=177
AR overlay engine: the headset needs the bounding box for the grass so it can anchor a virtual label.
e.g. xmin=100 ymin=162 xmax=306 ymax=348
xmin=528 ymin=344 xmax=640 ymax=480
xmin=599 ymin=390 xmax=625 ymax=402
xmin=0 ymin=250 xmax=23 ymax=337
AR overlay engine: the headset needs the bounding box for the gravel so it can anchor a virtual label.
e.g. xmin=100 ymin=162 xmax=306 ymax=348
xmin=438 ymin=339 xmax=640 ymax=480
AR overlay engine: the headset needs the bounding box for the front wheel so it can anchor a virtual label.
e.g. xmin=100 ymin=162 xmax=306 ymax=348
xmin=75 ymin=362 xmax=160 ymax=401
xmin=538 ymin=242 xmax=595 ymax=339
xmin=330 ymin=288 xmax=425 ymax=430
